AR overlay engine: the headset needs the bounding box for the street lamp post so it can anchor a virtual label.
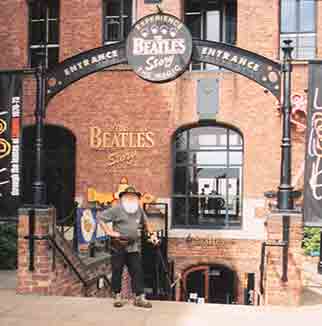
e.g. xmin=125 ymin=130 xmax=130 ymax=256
xmin=29 ymin=0 xmax=48 ymax=206
xmin=32 ymin=59 xmax=47 ymax=206
xmin=277 ymin=40 xmax=295 ymax=211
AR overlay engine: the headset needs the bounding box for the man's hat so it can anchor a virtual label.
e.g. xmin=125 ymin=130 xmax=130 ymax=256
xmin=119 ymin=186 xmax=141 ymax=198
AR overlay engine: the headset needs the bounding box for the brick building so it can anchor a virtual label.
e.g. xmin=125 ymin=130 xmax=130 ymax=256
xmin=0 ymin=0 xmax=313 ymax=305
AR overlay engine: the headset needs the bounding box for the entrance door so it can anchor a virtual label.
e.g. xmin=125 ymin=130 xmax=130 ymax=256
xmin=183 ymin=265 xmax=235 ymax=304
xmin=141 ymin=203 xmax=170 ymax=300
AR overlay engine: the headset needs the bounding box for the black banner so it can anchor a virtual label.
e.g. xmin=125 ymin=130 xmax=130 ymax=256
xmin=46 ymin=42 xmax=127 ymax=102
xmin=0 ymin=73 xmax=22 ymax=217
xmin=304 ymin=62 xmax=322 ymax=227
xmin=192 ymin=40 xmax=281 ymax=99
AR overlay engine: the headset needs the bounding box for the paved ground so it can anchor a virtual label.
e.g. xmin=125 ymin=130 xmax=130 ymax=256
xmin=301 ymin=261 xmax=322 ymax=305
xmin=1 ymin=269 xmax=322 ymax=326
xmin=1 ymin=290 xmax=322 ymax=326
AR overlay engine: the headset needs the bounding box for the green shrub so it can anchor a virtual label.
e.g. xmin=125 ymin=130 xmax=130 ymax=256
xmin=302 ymin=227 xmax=321 ymax=256
xmin=0 ymin=223 xmax=17 ymax=269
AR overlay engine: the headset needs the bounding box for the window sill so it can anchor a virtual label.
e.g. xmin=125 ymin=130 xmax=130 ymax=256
xmin=276 ymin=59 xmax=311 ymax=65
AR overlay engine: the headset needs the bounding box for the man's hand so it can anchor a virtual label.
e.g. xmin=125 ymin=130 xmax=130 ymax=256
xmin=147 ymin=232 xmax=160 ymax=246
xmin=110 ymin=231 xmax=121 ymax=238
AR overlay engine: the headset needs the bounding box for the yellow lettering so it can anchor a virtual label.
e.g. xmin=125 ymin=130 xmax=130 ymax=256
xmin=137 ymin=132 xmax=146 ymax=148
xmin=111 ymin=134 xmax=120 ymax=147
xmin=129 ymin=132 xmax=135 ymax=148
xmin=89 ymin=127 xmax=102 ymax=149
xmin=103 ymin=132 xmax=111 ymax=148
xmin=120 ymin=132 xmax=128 ymax=147
xmin=145 ymin=132 xmax=155 ymax=148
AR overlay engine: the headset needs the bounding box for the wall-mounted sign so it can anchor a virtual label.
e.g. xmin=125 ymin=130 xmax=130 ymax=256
xmin=126 ymin=13 xmax=192 ymax=82
xmin=77 ymin=208 xmax=96 ymax=243
xmin=0 ymin=73 xmax=22 ymax=217
xmin=304 ymin=62 xmax=322 ymax=227
xmin=89 ymin=123 xmax=155 ymax=170
xmin=76 ymin=208 xmax=108 ymax=246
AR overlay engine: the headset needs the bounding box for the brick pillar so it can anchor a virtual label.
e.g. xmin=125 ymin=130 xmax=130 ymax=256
xmin=264 ymin=211 xmax=303 ymax=306
xmin=17 ymin=207 xmax=55 ymax=295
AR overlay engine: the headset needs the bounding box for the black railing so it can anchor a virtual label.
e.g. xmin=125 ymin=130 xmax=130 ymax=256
xmin=47 ymin=233 xmax=111 ymax=291
xmin=259 ymin=240 xmax=288 ymax=295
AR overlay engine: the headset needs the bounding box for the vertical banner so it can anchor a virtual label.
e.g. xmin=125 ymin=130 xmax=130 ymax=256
xmin=304 ymin=62 xmax=322 ymax=227
xmin=0 ymin=73 xmax=22 ymax=217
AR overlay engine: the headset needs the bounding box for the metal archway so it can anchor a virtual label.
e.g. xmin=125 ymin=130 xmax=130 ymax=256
xmin=34 ymin=13 xmax=293 ymax=212
xmin=45 ymin=39 xmax=281 ymax=103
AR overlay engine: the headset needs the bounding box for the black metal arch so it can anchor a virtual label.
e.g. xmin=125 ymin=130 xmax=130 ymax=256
xmin=192 ymin=40 xmax=281 ymax=99
xmin=41 ymin=36 xmax=294 ymax=212
xmin=46 ymin=41 xmax=127 ymax=103
xmin=45 ymin=39 xmax=281 ymax=103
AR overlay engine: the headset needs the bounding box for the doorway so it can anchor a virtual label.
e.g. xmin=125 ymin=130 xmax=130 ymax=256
xmin=22 ymin=124 xmax=76 ymax=222
xmin=183 ymin=264 xmax=235 ymax=304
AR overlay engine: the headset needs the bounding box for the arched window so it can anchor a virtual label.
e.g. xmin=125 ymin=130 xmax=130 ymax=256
xmin=172 ymin=123 xmax=243 ymax=229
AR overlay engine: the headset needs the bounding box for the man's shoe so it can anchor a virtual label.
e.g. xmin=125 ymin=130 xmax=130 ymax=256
xmin=134 ymin=294 xmax=152 ymax=308
xmin=113 ymin=293 xmax=124 ymax=308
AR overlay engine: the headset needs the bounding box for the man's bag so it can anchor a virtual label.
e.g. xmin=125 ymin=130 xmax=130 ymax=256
xmin=110 ymin=236 xmax=133 ymax=251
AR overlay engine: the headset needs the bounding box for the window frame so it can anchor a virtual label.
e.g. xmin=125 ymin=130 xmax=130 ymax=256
xmin=102 ymin=0 xmax=134 ymax=45
xmin=171 ymin=121 xmax=244 ymax=230
xmin=279 ymin=0 xmax=317 ymax=60
xmin=184 ymin=0 xmax=237 ymax=71
xmin=28 ymin=0 xmax=60 ymax=69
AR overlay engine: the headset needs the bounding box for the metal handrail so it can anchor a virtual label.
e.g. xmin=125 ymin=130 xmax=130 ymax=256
xmin=259 ymin=240 xmax=288 ymax=295
xmin=47 ymin=234 xmax=111 ymax=290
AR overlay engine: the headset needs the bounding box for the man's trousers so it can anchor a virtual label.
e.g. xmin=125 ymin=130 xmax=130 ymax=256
xmin=111 ymin=250 xmax=144 ymax=296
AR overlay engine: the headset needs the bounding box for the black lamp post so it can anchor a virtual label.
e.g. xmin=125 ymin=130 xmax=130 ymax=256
xmin=277 ymin=40 xmax=294 ymax=211
xmin=29 ymin=0 xmax=48 ymax=206
xmin=32 ymin=58 xmax=47 ymax=206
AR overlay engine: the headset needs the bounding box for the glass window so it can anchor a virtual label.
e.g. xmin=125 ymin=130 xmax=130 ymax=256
xmin=185 ymin=0 xmax=237 ymax=71
xmin=103 ymin=0 xmax=132 ymax=45
xmin=280 ymin=0 xmax=316 ymax=60
xmin=29 ymin=1 xmax=59 ymax=69
xmin=172 ymin=124 xmax=243 ymax=229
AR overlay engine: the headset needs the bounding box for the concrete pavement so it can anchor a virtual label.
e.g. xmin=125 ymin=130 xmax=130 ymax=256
xmin=1 ymin=290 xmax=322 ymax=326
xmin=1 ymin=269 xmax=322 ymax=326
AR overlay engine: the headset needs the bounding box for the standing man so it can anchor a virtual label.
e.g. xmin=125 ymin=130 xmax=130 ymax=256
xmin=99 ymin=186 xmax=157 ymax=308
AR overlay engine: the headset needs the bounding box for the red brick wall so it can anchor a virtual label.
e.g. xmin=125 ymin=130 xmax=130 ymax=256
xmin=46 ymin=71 xmax=176 ymax=199
xmin=168 ymin=237 xmax=262 ymax=304
xmin=17 ymin=208 xmax=114 ymax=298
xmin=263 ymin=212 xmax=303 ymax=306
xmin=2 ymin=0 xmax=308 ymax=306
xmin=0 ymin=0 xmax=28 ymax=69
xmin=0 ymin=0 xmax=309 ymax=201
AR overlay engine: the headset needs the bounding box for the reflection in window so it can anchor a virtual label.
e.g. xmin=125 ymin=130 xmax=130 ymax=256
xmin=103 ymin=0 xmax=132 ymax=44
xmin=184 ymin=0 xmax=237 ymax=70
xmin=172 ymin=124 xmax=243 ymax=229
xmin=280 ymin=0 xmax=316 ymax=60
xmin=29 ymin=0 xmax=60 ymax=69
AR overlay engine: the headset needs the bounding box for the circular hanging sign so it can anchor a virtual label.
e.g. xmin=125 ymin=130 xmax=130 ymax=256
xmin=126 ymin=13 xmax=192 ymax=82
